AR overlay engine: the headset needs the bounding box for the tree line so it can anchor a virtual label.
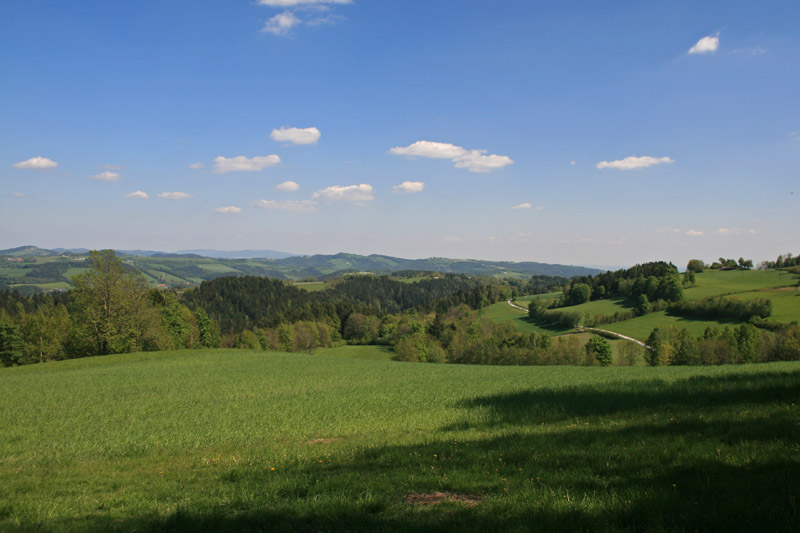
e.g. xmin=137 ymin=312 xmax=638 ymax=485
xmin=645 ymin=323 xmax=800 ymax=365
xmin=1 ymin=250 xmax=532 ymax=366
xmin=1 ymin=250 xmax=219 ymax=365
xmin=2 ymin=250 xmax=798 ymax=368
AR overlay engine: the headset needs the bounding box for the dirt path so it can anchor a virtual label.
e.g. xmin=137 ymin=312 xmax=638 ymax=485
xmin=506 ymin=300 xmax=650 ymax=349
xmin=578 ymin=327 xmax=650 ymax=349
xmin=507 ymin=299 xmax=529 ymax=311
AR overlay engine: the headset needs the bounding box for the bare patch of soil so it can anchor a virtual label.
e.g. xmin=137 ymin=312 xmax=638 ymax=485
xmin=404 ymin=492 xmax=483 ymax=507
xmin=307 ymin=437 xmax=340 ymax=445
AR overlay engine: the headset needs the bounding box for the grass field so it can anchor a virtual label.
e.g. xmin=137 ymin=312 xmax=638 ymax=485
xmin=2 ymin=349 xmax=798 ymax=531
xmin=602 ymin=311 xmax=740 ymax=341
xmin=294 ymin=281 xmax=327 ymax=292
xmin=684 ymin=269 xmax=797 ymax=301
xmin=552 ymin=297 xmax=632 ymax=317
xmin=514 ymin=292 xmax=562 ymax=304
xmin=497 ymin=270 xmax=800 ymax=342
xmin=731 ymin=288 xmax=800 ymax=323
xmin=9 ymin=281 xmax=71 ymax=291
xmin=314 ymin=345 xmax=394 ymax=361
xmin=481 ymin=300 xmax=572 ymax=335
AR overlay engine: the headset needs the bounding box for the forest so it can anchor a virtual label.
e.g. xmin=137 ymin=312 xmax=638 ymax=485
xmin=1 ymin=250 xmax=799 ymax=367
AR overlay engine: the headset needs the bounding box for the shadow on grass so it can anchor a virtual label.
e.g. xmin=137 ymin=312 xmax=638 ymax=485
xmin=519 ymin=315 xmax=573 ymax=335
xmin=663 ymin=312 xmax=742 ymax=329
xmin=448 ymin=369 xmax=800 ymax=428
xmin=17 ymin=370 xmax=800 ymax=532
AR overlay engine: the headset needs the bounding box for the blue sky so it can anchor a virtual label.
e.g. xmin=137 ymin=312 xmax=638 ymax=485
xmin=2 ymin=0 xmax=798 ymax=268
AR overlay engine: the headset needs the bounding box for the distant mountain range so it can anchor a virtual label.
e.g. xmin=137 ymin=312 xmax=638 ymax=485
xmin=175 ymin=249 xmax=298 ymax=259
xmin=0 ymin=246 xmax=296 ymax=260
xmin=0 ymin=246 xmax=605 ymax=292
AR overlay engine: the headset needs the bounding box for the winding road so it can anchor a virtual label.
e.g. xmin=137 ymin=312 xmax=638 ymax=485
xmin=507 ymin=299 xmax=529 ymax=311
xmin=506 ymin=299 xmax=650 ymax=349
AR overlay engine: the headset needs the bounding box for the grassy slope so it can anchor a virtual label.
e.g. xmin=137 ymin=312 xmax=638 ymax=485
xmin=314 ymin=345 xmax=394 ymax=361
xmin=606 ymin=270 xmax=799 ymax=340
xmin=603 ymin=311 xmax=741 ymax=340
xmin=481 ymin=300 xmax=572 ymax=335
xmin=2 ymin=350 xmax=797 ymax=531
xmin=495 ymin=270 xmax=800 ymax=342
xmin=553 ymin=297 xmax=633 ymax=316
xmin=294 ymin=281 xmax=326 ymax=292
xmin=683 ymin=269 xmax=796 ymax=300
xmin=730 ymin=288 xmax=800 ymax=323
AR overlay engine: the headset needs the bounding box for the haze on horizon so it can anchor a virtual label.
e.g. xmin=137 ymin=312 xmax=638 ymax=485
xmin=1 ymin=1 xmax=798 ymax=269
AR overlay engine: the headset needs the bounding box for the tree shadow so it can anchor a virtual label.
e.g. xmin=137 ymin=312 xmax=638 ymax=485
xmin=447 ymin=369 xmax=800 ymax=428
xmin=518 ymin=315 xmax=573 ymax=334
xmin=20 ymin=370 xmax=800 ymax=532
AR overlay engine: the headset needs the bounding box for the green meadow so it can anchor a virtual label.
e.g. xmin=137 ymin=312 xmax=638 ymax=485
xmin=481 ymin=301 xmax=572 ymax=336
xmin=603 ymin=311 xmax=740 ymax=341
xmin=2 ymin=349 xmax=798 ymax=531
xmin=683 ymin=269 xmax=797 ymax=301
xmin=500 ymin=270 xmax=800 ymax=342
xmin=730 ymin=288 xmax=800 ymax=323
xmin=294 ymin=281 xmax=327 ymax=292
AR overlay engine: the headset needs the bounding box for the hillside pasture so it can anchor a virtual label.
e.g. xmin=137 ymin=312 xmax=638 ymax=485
xmin=730 ymin=287 xmax=800 ymax=324
xmin=314 ymin=345 xmax=394 ymax=361
xmin=1 ymin=350 xmax=798 ymax=531
xmin=507 ymin=270 xmax=800 ymax=342
xmin=603 ymin=311 xmax=740 ymax=342
xmin=294 ymin=281 xmax=326 ymax=292
xmin=552 ymin=297 xmax=632 ymax=318
xmin=482 ymin=300 xmax=572 ymax=335
xmin=514 ymin=292 xmax=563 ymax=304
xmin=684 ymin=269 xmax=796 ymax=300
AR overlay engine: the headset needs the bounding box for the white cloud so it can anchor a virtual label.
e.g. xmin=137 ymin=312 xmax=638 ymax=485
xmin=390 ymin=141 xmax=467 ymax=159
xmin=263 ymin=11 xmax=301 ymax=35
xmin=259 ymin=1 xmax=351 ymax=34
xmin=393 ymin=181 xmax=425 ymax=194
xmin=717 ymin=228 xmax=758 ymax=235
xmin=215 ymin=206 xmax=242 ymax=214
xmin=276 ymin=180 xmax=301 ymax=192
xmin=157 ymin=192 xmax=193 ymax=200
xmin=746 ymin=46 xmax=766 ymax=56
xmin=90 ymin=171 xmax=122 ymax=182
xmin=252 ymin=199 xmax=316 ymax=212
xmin=685 ymin=229 xmax=704 ymax=236
xmin=512 ymin=202 xmax=543 ymax=211
xmin=212 ymin=155 xmax=281 ymax=173
xmin=101 ymin=164 xmax=123 ymax=170
xmin=189 ymin=162 xmax=204 ymax=169
xmin=12 ymin=156 xmax=58 ymax=169
xmin=453 ymin=150 xmax=514 ymax=173
xmin=569 ymin=160 xmax=577 ymax=165
xmin=312 ymin=184 xmax=374 ymax=203
xmin=258 ymin=0 xmax=352 ymax=5
xmin=390 ymin=140 xmax=514 ymax=173
xmin=596 ymin=155 xmax=675 ymax=170
xmin=13 ymin=192 xmax=25 ymax=198
xmin=270 ymin=126 xmax=321 ymax=145
xmin=124 ymin=191 xmax=149 ymax=199
xmin=689 ymin=35 xmax=720 ymax=55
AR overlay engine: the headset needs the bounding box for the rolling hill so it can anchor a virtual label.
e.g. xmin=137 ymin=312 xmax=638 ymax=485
xmin=0 ymin=247 xmax=604 ymax=293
